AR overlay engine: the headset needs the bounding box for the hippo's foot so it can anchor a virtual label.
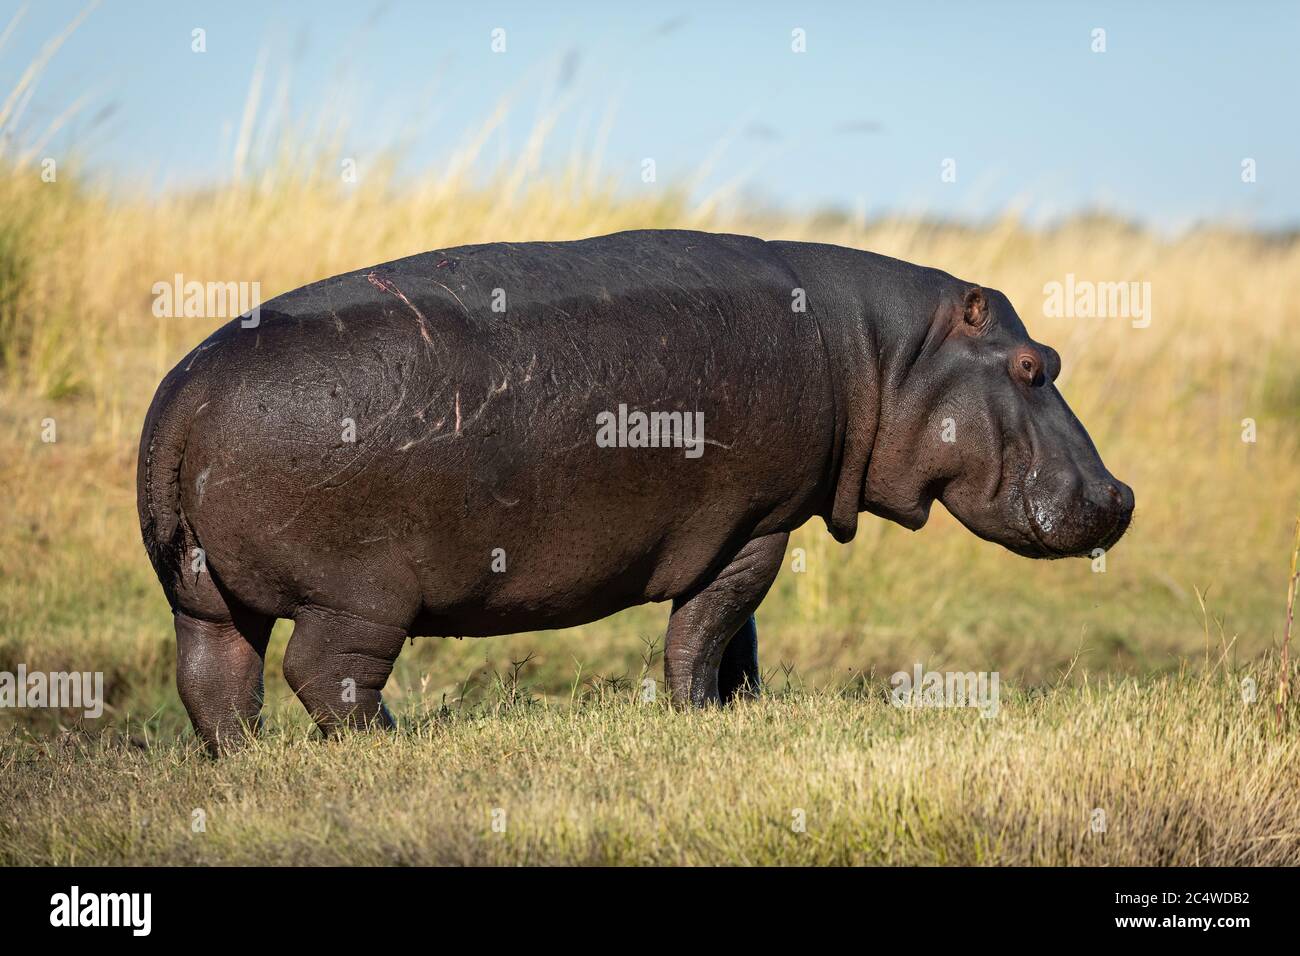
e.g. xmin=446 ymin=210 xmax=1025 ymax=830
xmin=282 ymin=605 xmax=406 ymax=737
xmin=175 ymin=608 xmax=273 ymax=757
xmin=665 ymin=532 xmax=788 ymax=707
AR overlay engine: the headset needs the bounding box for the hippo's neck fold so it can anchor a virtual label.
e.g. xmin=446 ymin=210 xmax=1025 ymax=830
xmin=819 ymin=306 xmax=882 ymax=544
xmin=769 ymin=243 xmax=881 ymax=544
xmin=771 ymin=239 xmax=949 ymax=543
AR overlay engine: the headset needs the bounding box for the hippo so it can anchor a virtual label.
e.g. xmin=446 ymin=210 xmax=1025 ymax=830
xmin=137 ymin=229 xmax=1133 ymax=753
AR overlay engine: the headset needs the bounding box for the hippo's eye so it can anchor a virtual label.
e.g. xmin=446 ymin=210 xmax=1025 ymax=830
xmin=1012 ymin=350 xmax=1044 ymax=386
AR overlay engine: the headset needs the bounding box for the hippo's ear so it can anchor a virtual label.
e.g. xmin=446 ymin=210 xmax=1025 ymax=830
xmin=962 ymin=287 xmax=990 ymax=331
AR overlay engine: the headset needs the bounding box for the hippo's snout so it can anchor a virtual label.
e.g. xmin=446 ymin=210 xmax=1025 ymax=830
xmin=1024 ymin=468 xmax=1134 ymax=557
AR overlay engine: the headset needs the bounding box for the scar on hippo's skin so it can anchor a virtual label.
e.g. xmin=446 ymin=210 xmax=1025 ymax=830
xmin=184 ymin=341 xmax=222 ymax=371
xmin=429 ymin=279 xmax=470 ymax=317
xmin=366 ymin=271 xmax=435 ymax=347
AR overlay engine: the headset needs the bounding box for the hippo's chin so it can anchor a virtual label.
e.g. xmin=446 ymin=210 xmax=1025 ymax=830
xmin=864 ymin=498 xmax=933 ymax=531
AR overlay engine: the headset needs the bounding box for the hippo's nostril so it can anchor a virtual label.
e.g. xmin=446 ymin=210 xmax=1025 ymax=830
xmin=1087 ymin=480 xmax=1134 ymax=522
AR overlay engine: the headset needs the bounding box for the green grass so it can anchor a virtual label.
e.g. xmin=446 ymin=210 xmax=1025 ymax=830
xmin=3 ymin=675 xmax=1297 ymax=866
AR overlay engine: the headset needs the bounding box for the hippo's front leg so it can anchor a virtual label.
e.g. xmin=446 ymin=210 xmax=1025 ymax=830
xmin=664 ymin=532 xmax=788 ymax=706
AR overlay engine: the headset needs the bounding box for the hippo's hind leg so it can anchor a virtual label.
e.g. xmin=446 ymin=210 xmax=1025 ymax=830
xmin=283 ymin=606 xmax=406 ymax=736
xmin=665 ymin=532 xmax=788 ymax=707
xmin=175 ymin=607 xmax=273 ymax=756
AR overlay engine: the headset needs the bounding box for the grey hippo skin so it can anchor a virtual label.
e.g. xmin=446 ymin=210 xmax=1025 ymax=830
xmin=137 ymin=229 xmax=1133 ymax=754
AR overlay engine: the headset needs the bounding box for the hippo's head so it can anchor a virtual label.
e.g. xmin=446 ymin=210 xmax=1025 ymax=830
xmin=862 ymin=284 xmax=1133 ymax=558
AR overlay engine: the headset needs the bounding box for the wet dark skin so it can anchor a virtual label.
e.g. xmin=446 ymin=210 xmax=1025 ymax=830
xmin=137 ymin=229 xmax=1133 ymax=754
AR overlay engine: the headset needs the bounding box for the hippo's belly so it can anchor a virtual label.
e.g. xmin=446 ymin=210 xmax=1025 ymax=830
xmin=189 ymin=433 xmax=760 ymax=634
xmin=178 ymin=326 xmax=788 ymax=633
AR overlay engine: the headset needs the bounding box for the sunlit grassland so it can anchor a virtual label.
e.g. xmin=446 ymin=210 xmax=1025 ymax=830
xmin=1 ymin=10 xmax=1299 ymax=867
xmin=4 ymin=674 xmax=1298 ymax=866
xmin=2 ymin=155 xmax=1297 ymax=735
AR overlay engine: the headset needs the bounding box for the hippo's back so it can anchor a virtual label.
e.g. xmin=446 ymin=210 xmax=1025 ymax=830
xmin=272 ymin=229 xmax=788 ymax=325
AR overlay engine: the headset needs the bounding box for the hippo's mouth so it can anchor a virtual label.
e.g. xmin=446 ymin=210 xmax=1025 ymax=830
xmin=1022 ymin=484 xmax=1130 ymax=559
xmin=1022 ymin=494 xmax=1070 ymax=558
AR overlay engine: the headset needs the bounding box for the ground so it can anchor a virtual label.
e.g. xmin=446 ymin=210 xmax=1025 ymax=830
xmin=3 ymin=674 xmax=1297 ymax=866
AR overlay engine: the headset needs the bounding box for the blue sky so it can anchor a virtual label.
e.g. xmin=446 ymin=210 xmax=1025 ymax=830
xmin=3 ymin=0 xmax=1297 ymax=230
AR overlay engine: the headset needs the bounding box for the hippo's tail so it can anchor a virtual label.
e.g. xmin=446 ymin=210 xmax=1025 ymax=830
xmin=136 ymin=361 xmax=207 ymax=611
